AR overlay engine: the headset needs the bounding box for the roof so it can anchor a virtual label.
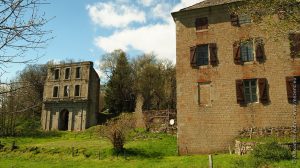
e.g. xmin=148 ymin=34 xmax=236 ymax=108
xmin=179 ymin=0 xmax=241 ymax=11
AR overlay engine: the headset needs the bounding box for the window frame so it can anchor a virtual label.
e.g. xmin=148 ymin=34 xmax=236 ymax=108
xmin=240 ymin=40 xmax=254 ymax=62
xmin=243 ymin=79 xmax=258 ymax=103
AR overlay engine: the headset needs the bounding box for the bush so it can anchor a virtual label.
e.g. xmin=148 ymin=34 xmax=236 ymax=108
xmin=234 ymin=142 xmax=294 ymax=168
xmin=251 ymin=142 xmax=292 ymax=162
xmin=98 ymin=113 xmax=136 ymax=153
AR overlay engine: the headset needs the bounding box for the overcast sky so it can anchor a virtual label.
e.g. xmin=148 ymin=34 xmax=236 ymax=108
xmin=2 ymin=0 xmax=202 ymax=81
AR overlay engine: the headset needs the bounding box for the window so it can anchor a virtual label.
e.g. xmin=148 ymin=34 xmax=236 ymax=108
xmin=63 ymin=85 xmax=69 ymax=97
xmin=243 ymin=79 xmax=258 ymax=103
xmin=195 ymin=17 xmax=208 ymax=31
xmin=230 ymin=13 xmax=251 ymax=26
xmin=190 ymin=43 xmax=218 ymax=67
xmin=240 ymin=41 xmax=254 ymax=62
xmin=233 ymin=38 xmax=265 ymax=65
xmin=75 ymin=67 xmax=81 ymax=78
xmin=195 ymin=44 xmax=209 ymax=66
xmin=289 ymin=33 xmax=300 ymax=58
xmin=53 ymin=86 xmax=59 ymax=97
xmin=236 ymin=78 xmax=269 ymax=105
xmin=75 ymin=85 xmax=80 ymax=97
xmin=65 ymin=68 xmax=70 ymax=79
xmin=239 ymin=14 xmax=251 ymax=25
xmin=54 ymin=69 xmax=60 ymax=80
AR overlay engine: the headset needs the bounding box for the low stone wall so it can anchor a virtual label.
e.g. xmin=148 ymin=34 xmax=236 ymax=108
xmin=135 ymin=109 xmax=177 ymax=134
xmin=235 ymin=126 xmax=300 ymax=155
xmin=238 ymin=127 xmax=298 ymax=138
xmin=235 ymin=140 xmax=257 ymax=155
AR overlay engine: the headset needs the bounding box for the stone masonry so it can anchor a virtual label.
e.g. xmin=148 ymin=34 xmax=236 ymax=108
xmin=172 ymin=0 xmax=300 ymax=154
xmin=41 ymin=61 xmax=100 ymax=131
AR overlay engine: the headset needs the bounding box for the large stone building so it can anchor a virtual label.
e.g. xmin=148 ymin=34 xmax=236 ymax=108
xmin=172 ymin=0 xmax=300 ymax=154
xmin=41 ymin=61 xmax=100 ymax=131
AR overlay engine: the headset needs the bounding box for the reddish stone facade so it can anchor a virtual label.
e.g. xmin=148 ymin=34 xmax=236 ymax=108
xmin=172 ymin=1 xmax=300 ymax=154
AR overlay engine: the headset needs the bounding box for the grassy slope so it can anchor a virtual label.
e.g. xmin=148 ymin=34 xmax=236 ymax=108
xmin=0 ymin=129 xmax=299 ymax=168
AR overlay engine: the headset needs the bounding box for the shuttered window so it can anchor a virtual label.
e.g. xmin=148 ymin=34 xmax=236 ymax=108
xmin=195 ymin=17 xmax=208 ymax=31
xmin=195 ymin=44 xmax=209 ymax=66
xmin=239 ymin=14 xmax=251 ymax=25
xmin=255 ymin=38 xmax=265 ymax=62
xmin=236 ymin=78 xmax=270 ymax=105
xmin=289 ymin=33 xmax=300 ymax=58
xmin=258 ymin=78 xmax=269 ymax=104
xmin=190 ymin=44 xmax=218 ymax=67
xmin=234 ymin=38 xmax=266 ymax=64
xmin=286 ymin=76 xmax=300 ymax=103
xmin=230 ymin=13 xmax=239 ymax=26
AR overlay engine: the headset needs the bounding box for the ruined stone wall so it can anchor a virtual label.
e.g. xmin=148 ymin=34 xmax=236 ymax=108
xmin=87 ymin=68 xmax=100 ymax=127
xmin=174 ymin=4 xmax=300 ymax=155
xmin=41 ymin=62 xmax=100 ymax=131
xmin=141 ymin=110 xmax=177 ymax=134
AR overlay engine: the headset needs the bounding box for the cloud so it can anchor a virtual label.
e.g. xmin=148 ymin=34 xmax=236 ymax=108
xmin=95 ymin=23 xmax=176 ymax=62
xmin=88 ymin=0 xmax=203 ymax=63
xmin=139 ymin=0 xmax=153 ymax=6
xmin=152 ymin=3 xmax=173 ymax=22
xmin=86 ymin=2 xmax=146 ymax=28
xmin=172 ymin=0 xmax=203 ymax=12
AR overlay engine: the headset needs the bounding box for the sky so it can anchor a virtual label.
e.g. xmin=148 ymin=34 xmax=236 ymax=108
xmin=1 ymin=0 xmax=202 ymax=81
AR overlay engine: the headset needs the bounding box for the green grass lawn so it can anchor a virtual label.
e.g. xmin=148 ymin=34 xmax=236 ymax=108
xmin=0 ymin=128 xmax=299 ymax=168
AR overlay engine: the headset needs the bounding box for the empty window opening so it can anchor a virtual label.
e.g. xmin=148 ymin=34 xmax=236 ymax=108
xmin=54 ymin=69 xmax=60 ymax=80
xmin=75 ymin=67 xmax=81 ymax=78
xmin=53 ymin=86 xmax=59 ymax=97
xmin=64 ymin=85 xmax=69 ymax=97
xmin=65 ymin=68 xmax=70 ymax=79
xmin=75 ymin=85 xmax=80 ymax=96
xmin=195 ymin=17 xmax=208 ymax=31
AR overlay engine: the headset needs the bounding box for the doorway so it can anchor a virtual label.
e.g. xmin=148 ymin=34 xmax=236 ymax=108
xmin=59 ymin=109 xmax=69 ymax=131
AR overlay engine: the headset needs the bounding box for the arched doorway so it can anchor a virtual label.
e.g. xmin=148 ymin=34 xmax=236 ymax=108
xmin=59 ymin=109 xmax=69 ymax=131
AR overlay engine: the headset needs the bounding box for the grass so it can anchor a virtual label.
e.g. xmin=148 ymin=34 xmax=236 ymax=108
xmin=0 ymin=127 xmax=299 ymax=168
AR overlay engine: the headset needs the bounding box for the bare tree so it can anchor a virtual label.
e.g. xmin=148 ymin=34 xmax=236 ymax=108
xmin=98 ymin=113 xmax=136 ymax=153
xmin=0 ymin=0 xmax=52 ymax=77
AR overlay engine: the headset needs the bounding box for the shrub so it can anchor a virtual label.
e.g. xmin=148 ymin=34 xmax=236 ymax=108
xmin=251 ymin=142 xmax=292 ymax=162
xmin=98 ymin=113 xmax=136 ymax=153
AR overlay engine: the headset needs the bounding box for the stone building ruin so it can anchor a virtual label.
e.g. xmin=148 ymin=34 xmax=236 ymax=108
xmin=41 ymin=61 xmax=100 ymax=131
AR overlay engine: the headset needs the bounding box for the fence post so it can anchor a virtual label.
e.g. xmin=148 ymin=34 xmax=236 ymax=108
xmin=209 ymin=155 xmax=213 ymax=168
